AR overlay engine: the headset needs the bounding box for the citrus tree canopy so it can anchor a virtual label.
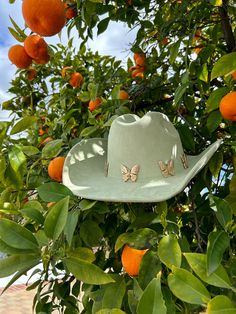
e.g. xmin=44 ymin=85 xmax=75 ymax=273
xmin=1 ymin=0 xmax=236 ymax=313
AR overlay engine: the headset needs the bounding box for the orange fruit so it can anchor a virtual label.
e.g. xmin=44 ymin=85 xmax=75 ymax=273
xmin=232 ymin=71 xmax=236 ymax=80
xmin=27 ymin=68 xmax=37 ymax=80
xmin=194 ymin=47 xmax=202 ymax=55
xmin=219 ymin=91 xmax=236 ymax=121
xmin=119 ymin=90 xmax=129 ymax=100
xmin=135 ymin=56 xmax=145 ymax=67
xmin=64 ymin=3 xmax=77 ymax=19
xmin=39 ymin=127 xmax=49 ymax=136
xmin=8 ymin=44 xmax=32 ymax=69
xmin=47 ymin=202 xmax=55 ymax=208
xmin=69 ymin=72 xmax=83 ymax=88
xmin=131 ymin=68 xmax=144 ymax=78
xmin=22 ymin=0 xmax=66 ymax=37
xmin=41 ymin=137 xmax=53 ymax=146
xmin=162 ymin=37 xmax=169 ymax=46
xmin=48 ymin=156 xmax=65 ymax=182
xmin=88 ymin=97 xmax=102 ymax=112
xmin=134 ymin=52 xmax=145 ymax=63
xmin=121 ymin=245 xmax=148 ymax=276
xmin=24 ymin=35 xmax=50 ymax=64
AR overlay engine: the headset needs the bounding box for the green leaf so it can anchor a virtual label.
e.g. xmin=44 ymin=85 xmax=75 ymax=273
xmin=209 ymin=0 xmax=223 ymax=5
xmin=0 ymin=238 xmax=36 ymax=255
xmin=169 ymin=40 xmax=181 ymax=64
xmin=137 ymin=272 xmax=167 ymax=314
xmin=80 ymin=125 xmax=100 ymax=138
xmin=168 ymin=267 xmax=210 ymax=305
xmin=67 ymin=247 xmax=95 ymax=263
xmin=88 ymin=83 xmax=99 ymax=100
xmin=174 ymin=83 xmax=188 ymax=105
xmin=10 ymin=117 xmax=37 ymax=135
xmin=79 ymin=199 xmax=97 ymax=211
xmin=198 ymin=63 xmax=208 ymax=82
xmin=21 ymin=146 xmax=40 ymax=156
xmin=80 ymin=220 xmax=103 ymax=247
xmin=211 ymin=52 xmax=236 ymax=80
xmin=206 ymin=110 xmax=222 ymax=132
xmin=206 ymin=295 xmax=236 ymax=314
xmin=207 ymin=230 xmax=230 ymax=275
xmin=9 ymin=145 xmax=26 ymax=176
xmin=115 ymin=228 xmax=157 ymax=252
xmin=96 ymin=310 xmax=126 ymax=314
xmin=102 ymin=279 xmax=126 ymax=309
xmin=1 ymin=262 xmax=39 ymax=295
xmin=44 ymin=196 xmax=69 ymax=240
xmin=0 ymin=218 xmax=39 ymax=251
xmin=21 ymin=207 xmax=44 ymax=225
xmin=209 ymin=196 xmax=232 ymax=231
xmin=64 ymin=257 xmax=115 ymax=285
xmin=37 ymin=182 xmax=73 ymax=202
xmin=97 ymin=17 xmax=110 ymax=35
xmin=0 ymin=254 xmax=40 ymax=278
xmin=208 ymin=152 xmax=223 ymax=178
xmin=8 ymin=27 xmax=25 ymax=42
xmin=64 ymin=209 xmax=79 ymax=246
xmin=206 ymin=87 xmax=231 ymax=113
xmin=9 ymin=16 xmax=26 ymax=38
xmin=42 ymin=139 xmax=63 ymax=158
xmin=184 ymin=253 xmax=232 ymax=289
xmin=138 ymin=250 xmax=162 ymax=290
xmin=177 ymin=124 xmax=195 ymax=151
xmin=0 ymin=154 xmax=6 ymax=183
xmin=158 ymin=234 xmax=182 ymax=269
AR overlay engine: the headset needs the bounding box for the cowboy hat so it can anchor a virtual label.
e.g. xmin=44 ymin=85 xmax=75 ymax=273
xmin=62 ymin=111 xmax=222 ymax=202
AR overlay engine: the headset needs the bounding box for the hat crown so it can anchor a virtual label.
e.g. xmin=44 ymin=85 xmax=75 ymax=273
xmin=107 ymin=111 xmax=185 ymax=180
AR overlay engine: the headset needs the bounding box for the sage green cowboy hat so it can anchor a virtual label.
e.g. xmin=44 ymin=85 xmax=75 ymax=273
xmin=62 ymin=112 xmax=222 ymax=202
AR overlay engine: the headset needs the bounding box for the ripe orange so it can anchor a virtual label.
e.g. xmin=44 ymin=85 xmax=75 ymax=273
xmin=219 ymin=91 xmax=236 ymax=121
xmin=47 ymin=202 xmax=55 ymax=208
xmin=194 ymin=47 xmax=202 ymax=55
xmin=135 ymin=56 xmax=145 ymax=67
xmin=119 ymin=90 xmax=129 ymax=100
xmin=88 ymin=97 xmax=102 ymax=112
xmin=24 ymin=35 xmax=50 ymax=64
xmin=39 ymin=127 xmax=49 ymax=136
xmin=232 ymin=71 xmax=236 ymax=80
xmin=64 ymin=3 xmax=77 ymax=19
xmin=48 ymin=156 xmax=65 ymax=182
xmin=121 ymin=245 xmax=148 ymax=276
xmin=22 ymin=0 xmax=66 ymax=37
xmin=69 ymin=72 xmax=83 ymax=88
xmin=162 ymin=37 xmax=169 ymax=46
xmin=27 ymin=68 xmax=37 ymax=81
xmin=134 ymin=52 xmax=145 ymax=63
xmin=8 ymin=44 xmax=32 ymax=69
xmin=41 ymin=137 xmax=53 ymax=146
xmin=131 ymin=68 xmax=144 ymax=78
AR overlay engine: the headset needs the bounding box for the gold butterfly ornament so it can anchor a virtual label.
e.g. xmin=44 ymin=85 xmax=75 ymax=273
xmin=121 ymin=164 xmax=140 ymax=182
xmin=158 ymin=160 xmax=174 ymax=177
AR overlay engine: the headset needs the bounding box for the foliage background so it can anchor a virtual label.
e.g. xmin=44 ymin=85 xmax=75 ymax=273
xmin=0 ymin=0 xmax=236 ymax=313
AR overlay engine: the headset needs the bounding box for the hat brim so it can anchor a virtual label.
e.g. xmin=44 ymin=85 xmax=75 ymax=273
xmin=62 ymin=138 xmax=222 ymax=203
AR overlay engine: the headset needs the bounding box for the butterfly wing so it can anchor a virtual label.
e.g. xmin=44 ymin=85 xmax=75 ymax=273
xmin=167 ymin=159 xmax=174 ymax=176
xmin=130 ymin=164 xmax=140 ymax=182
xmin=158 ymin=161 xmax=169 ymax=177
xmin=121 ymin=164 xmax=130 ymax=182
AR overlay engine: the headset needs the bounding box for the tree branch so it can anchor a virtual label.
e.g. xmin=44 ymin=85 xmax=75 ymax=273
xmin=218 ymin=0 xmax=236 ymax=52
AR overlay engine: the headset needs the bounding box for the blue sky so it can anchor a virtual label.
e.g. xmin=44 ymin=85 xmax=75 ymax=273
xmin=0 ymin=1 xmax=136 ymax=120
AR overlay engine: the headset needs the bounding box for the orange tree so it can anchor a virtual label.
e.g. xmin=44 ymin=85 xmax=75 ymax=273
xmin=1 ymin=0 xmax=236 ymax=313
